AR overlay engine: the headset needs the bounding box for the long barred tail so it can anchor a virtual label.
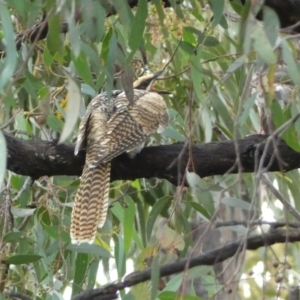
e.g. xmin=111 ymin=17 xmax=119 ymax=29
xmin=70 ymin=162 xmax=111 ymax=244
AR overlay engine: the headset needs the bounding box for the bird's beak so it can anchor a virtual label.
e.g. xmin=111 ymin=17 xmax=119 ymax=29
xmin=153 ymin=69 xmax=164 ymax=79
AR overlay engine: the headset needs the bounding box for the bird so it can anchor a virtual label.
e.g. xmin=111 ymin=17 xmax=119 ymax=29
xmin=70 ymin=71 xmax=169 ymax=244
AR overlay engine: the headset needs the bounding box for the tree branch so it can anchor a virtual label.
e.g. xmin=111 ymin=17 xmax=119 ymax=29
xmin=71 ymin=227 xmax=300 ymax=300
xmin=4 ymin=131 xmax=300 ymax=185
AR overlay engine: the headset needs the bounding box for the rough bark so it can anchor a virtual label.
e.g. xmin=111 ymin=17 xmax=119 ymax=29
xmin=5 ymin=131 xmax=300 ymax=185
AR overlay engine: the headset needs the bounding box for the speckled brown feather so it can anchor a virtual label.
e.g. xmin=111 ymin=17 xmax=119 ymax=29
xmin=71 ymin=81 xmax=168 ymax=244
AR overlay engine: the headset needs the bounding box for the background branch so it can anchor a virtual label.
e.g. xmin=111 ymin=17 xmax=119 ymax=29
xmin=71 ymin=227 xmax=300 ymax=300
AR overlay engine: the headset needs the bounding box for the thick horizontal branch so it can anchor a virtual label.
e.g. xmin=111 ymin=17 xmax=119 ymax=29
xmin=4 ymin=131 xmax=300 ymax=185
xmin=71 ymin=226 xmax=300 ymax=300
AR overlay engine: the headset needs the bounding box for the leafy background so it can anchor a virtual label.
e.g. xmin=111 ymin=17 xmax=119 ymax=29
xmin=0 ymin=0 xmax=300 ymax=299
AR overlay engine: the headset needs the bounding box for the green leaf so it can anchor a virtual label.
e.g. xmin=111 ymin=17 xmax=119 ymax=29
xmin=115 ymin=234 xmax=125 ymax=278
xmin=186 ymin=172 xmax=211 ymax=190
xmin=72 ymin=52 xmax=94 ymax=87
xmin=59 ymin=76 xmax=81 ymax=143
xmin=281 ymin=39 xmax=300 ymax=86
xmin=179 ymin=41 xmax=195 ymax=54
xmin=105 ymin=33 xmax=117 ymax=98
xmin=47 ymin=14 xmax=61 ymax=55
xmin=6 ymin=254 xmax=42 ymax=265
xmin=221 ymin=197 xmax=251 ymax=210
xmin=111 ymin=0 xmax=133 ymax=27
xmin=72 ymin=253 xmax=89 ymax=296
xmin=3 ymin=231 xmax=29 ymax=243
xmin=43 ymin=46 xmax=53 ymax=67
xmin=161 ymin=127 xmax=185 ymax=142
xmin=101 ymin=28 xmax=113 ymax=63
xmin=150 ymin=255 xmax=160 ymax=300
xmin=68 ymin=20 xmax=81 ymax=57
xmin=159 ymin=292 xmax=202 ymax=300
xmin=124 ymin=196 xmax=135 ymax=255
xmin=43 ymin=225 xmax=71 ymax=243
xmin=67 ymin=244 xmax=111 ymax=258
xmin=252 ymin=26 xmax=276 ymax=64
xmin=128 ymin=0 xmax=148 ymax=59
xmin=238 ymin=93 xmax=256 ymax=125
xmin=263 ymin=6 xmax=279 ymax=47
xmin=147 ymin=196 xmax=169 ymax=240
xmin=271 ymin=99 xmax=300 ymax=151
xmin=0 ymin=131 xmax=7 ymax=188
xmin=197 ymin=33 xmax=220 ymax=47
xmin=189 ymin=202 xmax=211 ymax=220
xmin=87 ymin=257 xmax=100 ymax=289
xmin=211 ymin=0 xmax=224 ymax=27
xmin=191 ymin=62 xmax=204 ymax=102
xmin=0 ymin=3 xmax=17 ymax=91
xmin=47 ymin=114 xmax=64 ymax=132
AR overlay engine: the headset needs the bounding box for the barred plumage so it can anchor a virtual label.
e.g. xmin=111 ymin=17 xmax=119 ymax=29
xmin=71 ymin=74 xmax=168 ymax=244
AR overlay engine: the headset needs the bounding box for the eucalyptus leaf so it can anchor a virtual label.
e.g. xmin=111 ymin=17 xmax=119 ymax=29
xmin=0 ymin=131 xmax=7 ymax=188
xmin=6 ymin=254 xmax=42 ymax=265
xmin=67 ymin=243 xmax=111 ymax=257
xmin=59 ymin=77 xmax=81 ymax=143
xmin=11 ymin=207 xmax=36 ymax=217
xmin=0 ymin=3 xmax=17 ymax=91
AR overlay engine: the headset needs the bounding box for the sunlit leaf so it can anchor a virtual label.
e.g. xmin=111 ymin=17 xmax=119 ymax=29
xmin=11 ymin=207 xmax=36 ymax=217
xmin=156 ymin=224 xmax=185 ymax=253
xmin=59 ymin=77 xmax=81 ymax=143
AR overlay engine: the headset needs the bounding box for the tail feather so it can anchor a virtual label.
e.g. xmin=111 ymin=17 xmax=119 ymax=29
xmin=71 ymin=162 xmax=111 ymax=244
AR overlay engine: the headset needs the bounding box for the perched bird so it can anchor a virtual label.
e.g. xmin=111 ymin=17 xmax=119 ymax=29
xmin=70 ymin=71 xmax=169 ymax=244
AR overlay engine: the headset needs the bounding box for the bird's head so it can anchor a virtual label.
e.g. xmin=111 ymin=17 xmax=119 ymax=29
xmin=133 ymin=70 xmax=170 ymax=94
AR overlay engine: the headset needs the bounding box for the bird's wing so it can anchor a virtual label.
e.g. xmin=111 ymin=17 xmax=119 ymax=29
xmin=74 ymin=94 xmax=105 ymax=155
xmin=89 ymin=90 xmax=167 ymax=167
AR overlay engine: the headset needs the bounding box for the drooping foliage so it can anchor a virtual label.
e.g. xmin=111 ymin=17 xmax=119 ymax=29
xmin=1 ymin=1 xmax=300 ymax=299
